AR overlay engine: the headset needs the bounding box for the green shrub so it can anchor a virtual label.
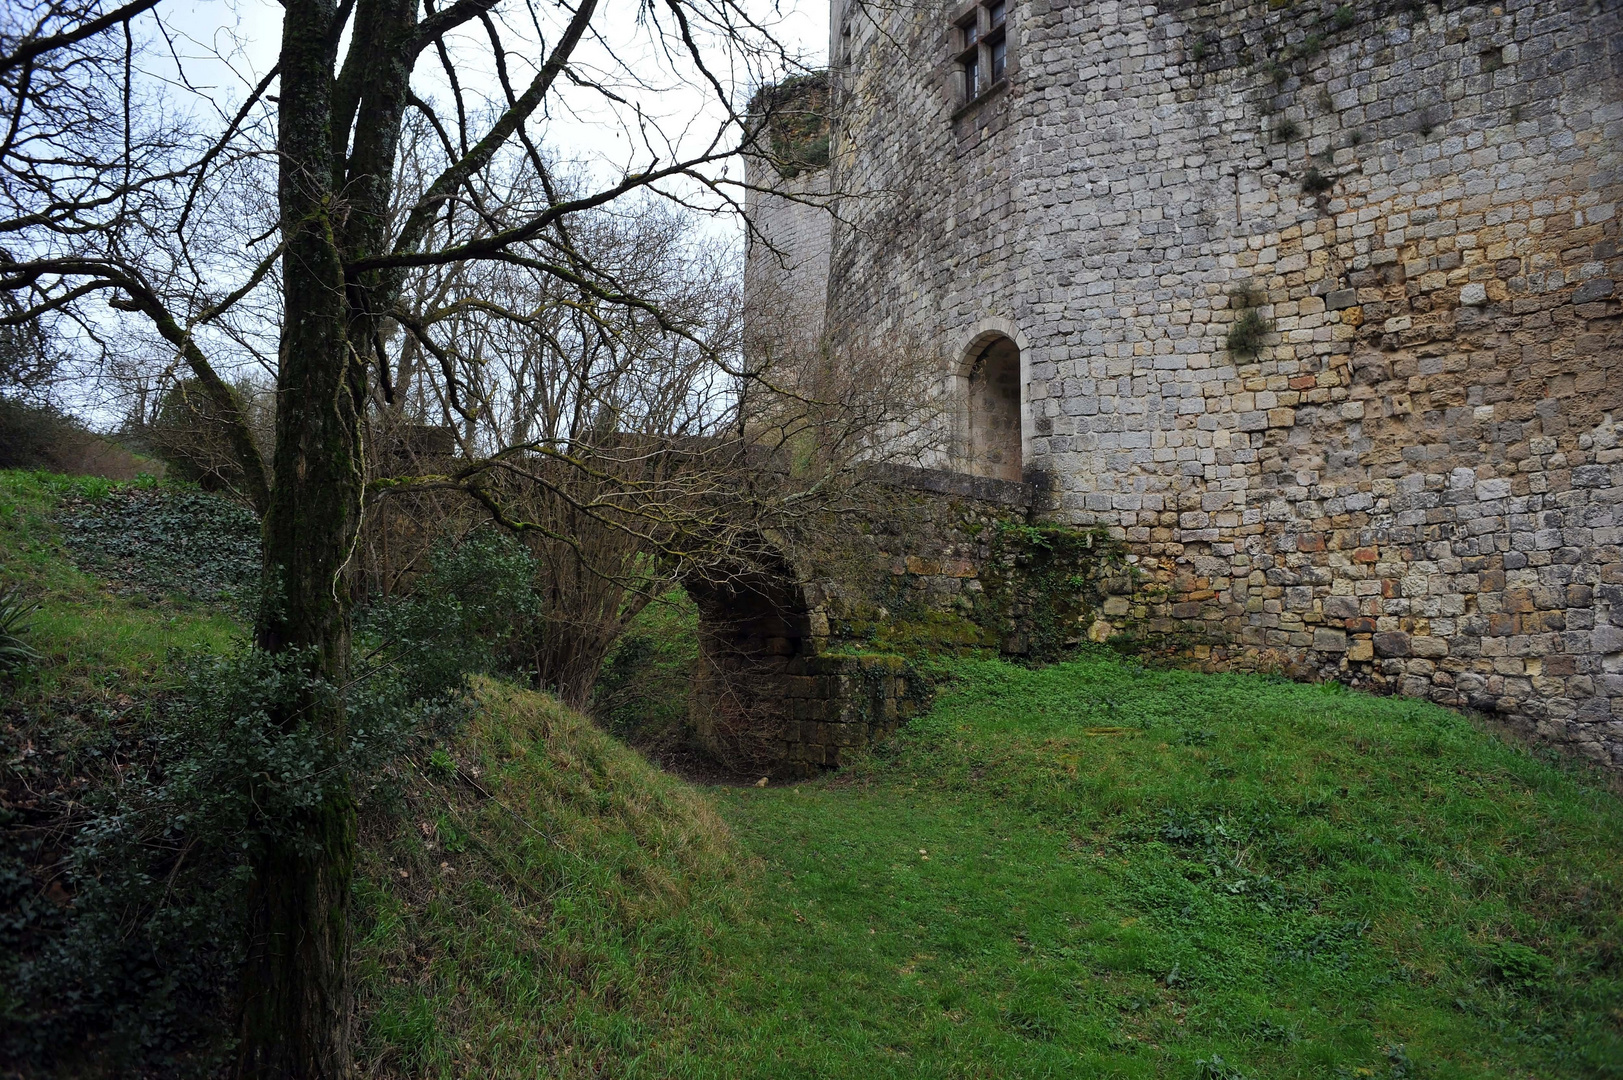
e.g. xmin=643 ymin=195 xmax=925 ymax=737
xmin=1482 ymin=939 xmax=1552 ymax=988
xmin=359 ymin=528 xmax=540 ymax=700
xmin=1226 ymin=309 xmax=1275 ymax=358
xmin=593 ymin=590 xmax=700 ymax=751
xmin=0 ymin=645 xmax=447 ymax=1073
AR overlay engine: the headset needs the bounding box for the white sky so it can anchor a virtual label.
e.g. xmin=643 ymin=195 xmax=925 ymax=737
xmin=159 ymin=0 xmax=829 ymax=214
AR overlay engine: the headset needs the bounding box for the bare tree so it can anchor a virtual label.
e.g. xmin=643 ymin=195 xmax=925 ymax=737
xmin=0 ymin=1 xmax=807 ymax=1073
xmin=367 ymin=166 xmax=745 ymax=705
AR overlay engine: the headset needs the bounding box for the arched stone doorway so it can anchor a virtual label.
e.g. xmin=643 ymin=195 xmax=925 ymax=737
xmin=684 ymin=563 xmax=810 ymax=769
xmin=964 ymin=334 xmax=1023 ymax=482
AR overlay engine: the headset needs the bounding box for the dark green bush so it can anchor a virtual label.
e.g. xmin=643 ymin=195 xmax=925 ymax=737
xmin=143 ymin=378 xmax=268 ymax=495
xmin=0 ymin=397 xmax=151 ymax=479
xmin=0 ymin=646 xmax=446 ymax=1074
xmin=359 ymin=528 xmax=541 ymax=699
xmin=593 ymin=590 xmax=700 ymax=750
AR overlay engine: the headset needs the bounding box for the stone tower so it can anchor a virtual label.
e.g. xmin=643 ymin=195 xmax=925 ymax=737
xmin=746 ymin=0 xmax=1623 ymax=766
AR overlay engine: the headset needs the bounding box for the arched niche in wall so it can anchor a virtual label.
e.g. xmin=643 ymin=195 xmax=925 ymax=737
xmin=961 ymin=332 xmax=1023 ymax=482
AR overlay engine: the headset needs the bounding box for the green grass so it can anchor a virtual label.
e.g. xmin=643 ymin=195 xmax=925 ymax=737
xmin=694 ymin=659 xmax=1623 ymax=1078
xmin=0 ymin=470 xmax=240 ymax=704
xmin=354 ymin=657 xmax=1623 ymax=1078
xmin=352 ymin=677 xmax=741 ymax=1076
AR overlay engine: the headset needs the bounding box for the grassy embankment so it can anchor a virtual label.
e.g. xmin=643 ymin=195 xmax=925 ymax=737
xmin=3 ymin=470 xmax=1620 ymax=1078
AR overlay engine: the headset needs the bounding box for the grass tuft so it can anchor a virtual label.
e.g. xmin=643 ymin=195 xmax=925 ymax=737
xmin=1227 ymin=309 xmax=1275 ymax=358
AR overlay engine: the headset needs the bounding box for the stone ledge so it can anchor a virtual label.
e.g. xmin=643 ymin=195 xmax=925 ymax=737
xmin=865 ymin=462 xmax=1034 ymax=508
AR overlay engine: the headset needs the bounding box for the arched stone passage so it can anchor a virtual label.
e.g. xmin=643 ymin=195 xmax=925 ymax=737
xmin=682 ymin=554 xmax=928 ymax=777
xmin=684 ymin=563 xmax=810 ymax=768
xmin=964 ymin=334 xmax=1023 ymax=482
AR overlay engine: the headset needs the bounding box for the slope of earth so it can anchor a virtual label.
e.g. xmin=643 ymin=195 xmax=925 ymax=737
xmin=352 ymin=676 xmax=742 ymax=1076
xmin=4 ymin=469 xmax=1621 ymax=1078
xmin=0 ymin=470 xmax=742 ymax=1076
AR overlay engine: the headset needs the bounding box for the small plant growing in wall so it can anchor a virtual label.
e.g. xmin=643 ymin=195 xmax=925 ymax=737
xmin=1274 ymin=118 xmax=1302 ymax=141
xmin=1301 ymin=167 xmax=1334 ymax=196
xmin=1331 ymin=5 xmax=1355 ymax=31
xmin=1227 ymin=308 xmax=1275 ymax=358
xmin=1190 ymin=38 xmax=1208 ymax=61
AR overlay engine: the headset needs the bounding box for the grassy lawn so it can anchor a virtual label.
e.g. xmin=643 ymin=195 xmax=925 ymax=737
xmin=368 ymin=652 xmax=1623 ymax=1078
xmin=692 ymin=659 xmax=1623 ymax=1079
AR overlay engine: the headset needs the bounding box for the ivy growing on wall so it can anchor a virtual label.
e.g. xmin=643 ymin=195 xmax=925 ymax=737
xmin=750 ymin=71 xmax=830 ymax=180
xmin=979 ymin=520 xmax=1132 ymax=661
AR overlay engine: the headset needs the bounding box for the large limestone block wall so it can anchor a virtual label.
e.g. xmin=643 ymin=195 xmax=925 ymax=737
xmin=822 ymin=0 xmax=1623 ymax=762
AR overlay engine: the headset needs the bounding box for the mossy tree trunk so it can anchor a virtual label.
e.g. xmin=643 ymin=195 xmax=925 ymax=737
xmin=236 ymin=1 xmax=364 ymax=1075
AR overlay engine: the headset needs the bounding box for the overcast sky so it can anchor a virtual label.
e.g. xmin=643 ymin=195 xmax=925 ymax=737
xmin=48 ymin=1 xmax=830 ymax=421
xmin=158 ymin=0 xmax=828 ymax=208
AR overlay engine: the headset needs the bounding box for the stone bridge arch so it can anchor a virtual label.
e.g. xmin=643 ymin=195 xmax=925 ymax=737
xmin=683 ymin=549 xmax=924 ymax=777
xmin=675 ymin=465 xmax=1126 ymax=778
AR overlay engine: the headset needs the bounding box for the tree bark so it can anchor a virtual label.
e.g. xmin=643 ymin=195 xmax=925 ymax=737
xmin=236 ymin=0 xmax=363 ymax=1075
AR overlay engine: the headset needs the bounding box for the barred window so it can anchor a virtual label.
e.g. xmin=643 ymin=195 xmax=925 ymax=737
xmin=956 ymin=0 xmax=1009 ymax=103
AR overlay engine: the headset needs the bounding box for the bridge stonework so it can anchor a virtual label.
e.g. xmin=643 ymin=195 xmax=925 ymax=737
xmin=746 ymin=0 xmax=1623 ymax=767
xmin=688 ymin=467 xmax=1128 ymax=776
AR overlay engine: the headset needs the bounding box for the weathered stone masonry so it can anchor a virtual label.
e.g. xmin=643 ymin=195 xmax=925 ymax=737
xmin=687 ymin=467 xmax=1127 ymax=775
xmin=750 ymin=0 xmax=1623 ymax=763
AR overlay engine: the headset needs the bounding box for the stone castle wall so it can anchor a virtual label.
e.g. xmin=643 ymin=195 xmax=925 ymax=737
xmin=753 ymin=0 xmax=1623 ymax=764
xmin=743 ymin=144 xmax=833 ymax=358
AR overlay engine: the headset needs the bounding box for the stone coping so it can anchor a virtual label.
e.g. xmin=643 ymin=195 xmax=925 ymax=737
xmin=865 ymin=462 xmax=1033 ymax=508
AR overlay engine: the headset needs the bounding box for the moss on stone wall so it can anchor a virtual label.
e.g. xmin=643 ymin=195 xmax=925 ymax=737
xmin=979 ymin=521 xmax=1132 ymax=661
xmin=750 ymin=72 xmax=830 ymax=180
xmin=804 ymin=493 xmax=1133 ymax=664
